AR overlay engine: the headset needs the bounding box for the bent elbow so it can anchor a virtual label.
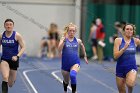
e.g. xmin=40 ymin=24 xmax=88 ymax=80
xmin=21 ymin=46 xmax=25 ymax=52
xmin=113 ymin=53 xmax=117 ymax=60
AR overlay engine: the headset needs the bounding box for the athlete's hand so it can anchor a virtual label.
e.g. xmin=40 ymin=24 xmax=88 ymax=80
xmin=123 ymin=42 xmax=130 ymax=50
xmin=61 ymin=36 xmax=66 ymax=41
xmin=84 ymin=56 xmax=88 ymax=64
xmin=12 ymin=56 xmax=18 ymax=61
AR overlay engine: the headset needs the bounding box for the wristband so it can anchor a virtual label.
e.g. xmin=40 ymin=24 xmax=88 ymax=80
xmin=17 ymin=56 xmax=19 ymax=59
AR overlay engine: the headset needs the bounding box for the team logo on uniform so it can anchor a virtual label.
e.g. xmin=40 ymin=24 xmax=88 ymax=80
xmin=2 ymin=39 xmax=14 ymax=43
xmin=66 ymin=44 xmax=77 ymax=47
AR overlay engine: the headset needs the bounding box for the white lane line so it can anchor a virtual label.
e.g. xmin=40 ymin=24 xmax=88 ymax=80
xmin=23 ymin=68 xmax=56 ymax=93
xmin=23 ymin=69 xmax=39 ymax=93
xmin=81 ymin=72 xmax=118 ymax=93
xmin=18 ymin=71 xmax=32 ymax=93
xmin=51 ymin=70 xmax=72 ymax=91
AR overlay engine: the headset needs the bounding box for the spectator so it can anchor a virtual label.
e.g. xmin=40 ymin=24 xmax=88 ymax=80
xmin=38 ymin=31 xmax=49 ymax=58
xmin=89 ymin=21 xmax=98 ymax=60
xmin=96 ymin=18 xmax=105 ymax=62
xmin=114 ymin=21 xmax=123 ymax=38
xmin=47 ymin=23 xmax=60 ymax=58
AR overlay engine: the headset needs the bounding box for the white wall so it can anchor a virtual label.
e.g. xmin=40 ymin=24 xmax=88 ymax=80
xmin=0 ymin=0 xmax=81 ymax=56
xmin=75 ymin=0 xmax=81 ymax=38
xmin=0 ymin=0 xmax=75 ymax=4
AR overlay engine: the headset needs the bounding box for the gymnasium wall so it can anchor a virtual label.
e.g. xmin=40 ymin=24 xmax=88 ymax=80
xmin=0 ymin=0 xmax=81 ymax=56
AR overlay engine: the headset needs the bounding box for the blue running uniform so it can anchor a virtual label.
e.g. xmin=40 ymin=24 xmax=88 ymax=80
xmin=1 ymin=31 xmax=19 ymax=60
xmin=61 ymin=37 xmax=80 ymax=72
xmin=1 ymin=31 xmax=19 ymax=70
xmin=116 ymin=38 xmax=137 ymax=78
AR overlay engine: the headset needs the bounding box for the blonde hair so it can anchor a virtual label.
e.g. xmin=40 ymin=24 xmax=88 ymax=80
xmin=63 ymin=23 xmax=77 ymax=37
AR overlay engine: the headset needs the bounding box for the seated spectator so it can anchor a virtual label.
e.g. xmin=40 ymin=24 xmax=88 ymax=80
xmin=47 ymin=23 xmax=60 ymax=58
xmin=38 ymin=31 xmax=49 ymax=58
